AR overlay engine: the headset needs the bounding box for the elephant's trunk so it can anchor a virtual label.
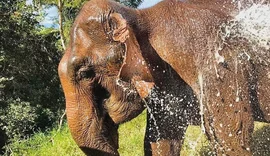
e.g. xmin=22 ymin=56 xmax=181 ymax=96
xmin=58 ymin=53 xmax=119 ymax=156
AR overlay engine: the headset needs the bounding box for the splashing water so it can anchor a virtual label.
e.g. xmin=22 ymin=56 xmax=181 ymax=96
xmin=234 ymin=4 xmax=270 ymax=50
xmin=219 ymin=3 xmax=270 ymax=66
xmin=140 ymin=3 xmax=270 ymax=154
xmin=195 ymin=2 xmax=270 ymax=154
xmin=142 ymin=84 xmax=200 ymax=154
xmin=143 ymin=98 xmax=162 ymax=155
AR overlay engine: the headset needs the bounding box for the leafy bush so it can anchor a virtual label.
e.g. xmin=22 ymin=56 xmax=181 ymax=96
xmin=0 ymin=1 xmax=65 ymax=152
xmin=4 ymin=123 xmax=84 ymax=156
xmin=0 ymin=98 xmax=60 ymax=140
xmin=0 ymin=99 xmax=38 ymax=140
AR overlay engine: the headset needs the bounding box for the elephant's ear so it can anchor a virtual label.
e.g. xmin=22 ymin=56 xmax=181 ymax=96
xmin=109 ymin=13 xmax=155 ymax=98
xmin=117 ymin=25 xmax=153 ymax=83
xmin=104 ymin=12 xmax=129 ymax=43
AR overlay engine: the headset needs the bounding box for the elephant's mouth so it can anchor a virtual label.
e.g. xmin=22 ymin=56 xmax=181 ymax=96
xmin=89 ymin=81 xmax=120 ymax=153
xmin=92 ymin=81 xmax=111 ymax=113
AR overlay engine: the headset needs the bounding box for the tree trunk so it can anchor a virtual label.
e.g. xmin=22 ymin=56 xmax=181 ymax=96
xmin=57 ymin=0 xmax=66 ymax=50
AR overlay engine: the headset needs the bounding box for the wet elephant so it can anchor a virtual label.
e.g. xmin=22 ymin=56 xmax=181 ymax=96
xmin=58 ymin=0 xmax=270 ymax=155
xmin=58 ymin=1 xmax=199 ymax=155
xmin=58 ymin=2 xmax=199 ymax=156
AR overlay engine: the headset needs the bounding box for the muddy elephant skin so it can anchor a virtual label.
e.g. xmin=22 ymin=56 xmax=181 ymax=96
xmin=58 ymin=0 xmax=270 ymax=155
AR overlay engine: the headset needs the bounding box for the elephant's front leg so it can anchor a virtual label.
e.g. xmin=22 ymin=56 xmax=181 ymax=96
xmin=143 ymin=85 xmax=197 ymax=156
xmin=201 ymin=58 xmax=254 ymax=155
xmin=144 ymin=110 xmax=184 ymax=156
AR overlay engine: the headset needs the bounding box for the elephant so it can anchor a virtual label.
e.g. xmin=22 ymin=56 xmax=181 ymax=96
xmin=58 ymin=1 xmax=200 ymax=155
xmin=58 ymin=0 xmax=270 ymax=155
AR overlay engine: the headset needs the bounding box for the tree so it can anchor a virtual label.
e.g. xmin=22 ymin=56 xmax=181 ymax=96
xmin=0 ymin=0 xmax=63 ymax=153
xmin=32 ymin=0 xmax=88 ymax=51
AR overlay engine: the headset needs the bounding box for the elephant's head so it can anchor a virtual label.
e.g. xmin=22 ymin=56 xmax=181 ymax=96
xmin=58 ymin=0 xmax=153 ymax=155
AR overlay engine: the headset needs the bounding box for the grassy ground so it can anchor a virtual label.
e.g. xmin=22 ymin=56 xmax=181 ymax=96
xmin=6 ymin=110 xmax=270 ymax=156
xmin=5 ymin=125 xmax=84 ymax=156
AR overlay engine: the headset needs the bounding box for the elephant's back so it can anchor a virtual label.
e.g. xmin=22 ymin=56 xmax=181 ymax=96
xmin=143 ymin=2 xmax=229 ymax=88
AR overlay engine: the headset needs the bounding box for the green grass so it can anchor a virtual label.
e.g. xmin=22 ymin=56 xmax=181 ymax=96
xmin=6 ymin=111 xmax=270 ymax=156
xmin=181 ymin=125 xmax=210 ymax=156
xmin=6 ymin=125 xmax=84 ymax=156
xmin=118 ymin=110 xmax=147 ymax=156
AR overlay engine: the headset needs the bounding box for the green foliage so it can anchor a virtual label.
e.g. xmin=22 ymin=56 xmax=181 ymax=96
xmin=5 ymin=111 xmax=147 ymax=156
xmin=0 ymin=100 xmax=38 ymax=140
xmin=4 ymin=111 xmax=147 ymax=156
xmin=0 ymin=0 xmax=63 ymax=105
xmin=181 ymin=125 xmax=210 ymax=156
xmin=118 ymin=110 xmax=147 ymax=155
xmin=0 ymin=0 xmax=64 ymax=153
xmin=32 ymin=0 xmax=89 ymax=50
xmin=4 ymin=124 xmax=83 ymax=156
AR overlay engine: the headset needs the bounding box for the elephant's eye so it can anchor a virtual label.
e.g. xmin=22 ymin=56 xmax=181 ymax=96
xmin=77 ymin=67 xmax=96 ymax=80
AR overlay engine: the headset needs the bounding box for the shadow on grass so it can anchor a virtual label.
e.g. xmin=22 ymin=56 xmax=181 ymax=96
xmin=251 ymin=124 xmax=270 ymax=156
xmin=198 ymin=123 xmax=270 ymax=156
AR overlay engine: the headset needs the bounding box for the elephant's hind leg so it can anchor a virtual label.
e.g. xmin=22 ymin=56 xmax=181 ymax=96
xmin=257 ymin=64 xmax=270 ymax=122
xmin=201 ymin=58 xmax=254 ymax=155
